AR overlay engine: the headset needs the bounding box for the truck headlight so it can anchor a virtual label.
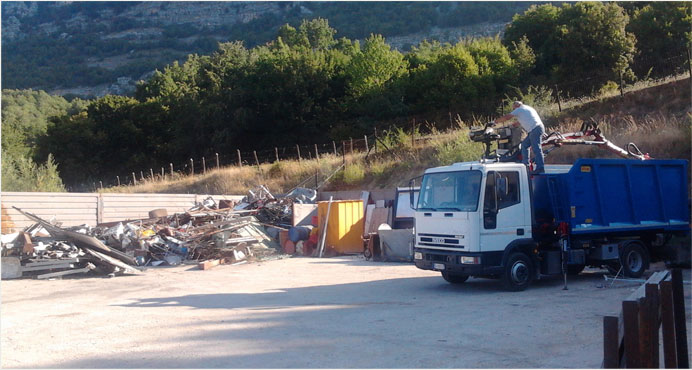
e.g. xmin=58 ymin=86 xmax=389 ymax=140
xmin=460 ymin=256 xmax=480 ymax=264
xmin=414 ymin=252 xmax=423 ymax=260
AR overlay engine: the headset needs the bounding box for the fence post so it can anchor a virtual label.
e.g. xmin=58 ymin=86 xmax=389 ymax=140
xmin=97 ymin=193 xmax=103 ymax=224
xmin=342 ymin=141 xmax=346 ymax=165
xmin=554 ymin=84 xmax=562 ymax=112
xmin=99 ymin=180 xmax=103 ymax=190
xmin=350 ymin=137 xmax=354 ymax=154
xmin=332 ymin=141 xmax=337 ymax=156
xmin=364 ymin=135 xmax=369 ymax=152
xmin=314 ymin=143 xmax=319 ymax=160
xmin=170 ymin=163 xmax=174 ymax=176
xmin=603 ymin=316 xmax=619 ymax=368
xmin=140 ymin=171 xmax=144 ymax=181
xmin=253 ymin=150 xmax=260 ymax=169
xmin=638 ymin=296 xmax=654 ymax=368
xmin=161 ymin=167 xmax=164 ymax=180
xmin=411 ymin=119 xmax=415 ymax=148
xmin=296 ymin=144 xmax=302 ymax=163
xmin=619 ymin=71 xmax=625 ymax=98
xmin=116 ymin=176 xmax=120 ymax=186
xmin=645 ymin=283 xmax=661 ymax=368
xmin=132 ymin=172 xmax=137 ymax=186
xmin=275 ymin=147 xmax=279 ymax=163
xmin=623 ymin=300 xmax=641 ymax=368
xmin=672 ymin=269 xmax=689 ymax=368
xmin=237 ymin=149 xmax=242 ymax=167
xmin=687 ymin=46 xmax=692 ymax=78
xmin=216 ymin=153 xmax=219 ymax=169
xmin=190 ymin=158 xmax=194 ymax=175
xmin=150 ymin=168 xmax=154 ymax=180
xmin=374 ymin=128 xmax=378 ymax=154
xmin=202 ymin=157 xmax=206 ymax=174
xmin=660 ymin=280 xmax=678 ymax=368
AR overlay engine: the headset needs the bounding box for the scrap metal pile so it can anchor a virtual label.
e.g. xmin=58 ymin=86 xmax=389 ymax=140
xmin=233 ymin=185 xmax=317 ymax=228
xmin=1 ymin=194 xmax=298 ymax=280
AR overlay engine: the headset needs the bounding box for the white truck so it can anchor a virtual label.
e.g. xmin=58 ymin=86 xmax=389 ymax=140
xmin=410 ymin=123 xmax=690 ymax=291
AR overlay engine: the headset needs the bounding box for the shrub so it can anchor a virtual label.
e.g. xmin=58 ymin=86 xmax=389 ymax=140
xmin=433 ymin=129 xmax=485 ymax=165
xmin=342 ymin=162 xmax=366 ymax=184
xmin=2 ymin=152 xmax=66 ymax=192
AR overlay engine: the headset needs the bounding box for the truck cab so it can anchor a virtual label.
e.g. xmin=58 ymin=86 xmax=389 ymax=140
xmin=413 ymin=161 xmax=538 ymax=290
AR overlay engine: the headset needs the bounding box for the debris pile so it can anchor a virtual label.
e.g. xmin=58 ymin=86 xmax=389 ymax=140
xmin=1 ymin=196 xmax=286 ymax=279
xmin=234 ymin=186 xmax=317 ymax=228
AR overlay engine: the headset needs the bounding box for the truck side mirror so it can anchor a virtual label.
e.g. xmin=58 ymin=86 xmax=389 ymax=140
xmin=408 ymin=177 xmax=421 ymax=210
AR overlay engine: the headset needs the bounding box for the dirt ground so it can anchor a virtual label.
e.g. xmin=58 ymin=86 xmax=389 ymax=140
xmin=1 ymin=257 xmax=690 ymax=368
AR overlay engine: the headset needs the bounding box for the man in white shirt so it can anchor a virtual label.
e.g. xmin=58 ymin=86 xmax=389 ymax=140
xmin=494 ymin=101 xmax=545 ymax=174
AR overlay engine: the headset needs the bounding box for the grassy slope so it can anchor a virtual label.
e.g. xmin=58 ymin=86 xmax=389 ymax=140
xmin=104 ymin=77 xmax=691 ymax=195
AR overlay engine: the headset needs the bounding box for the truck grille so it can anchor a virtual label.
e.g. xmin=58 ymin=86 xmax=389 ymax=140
xmin=417 ymin=233 xmax=463 ymax=248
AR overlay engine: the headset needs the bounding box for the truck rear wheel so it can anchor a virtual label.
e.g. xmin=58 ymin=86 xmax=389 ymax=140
xmin=441 ymin=271 xmax=469 ymax=284
xmin=502 ymin=252 xmax=534 ymax=291
xmin=620 ymin=242 xmax=649 ymax=278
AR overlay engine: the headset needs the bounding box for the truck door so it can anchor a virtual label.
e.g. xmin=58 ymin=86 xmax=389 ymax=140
xmin=481 ymin=171 xmax=525 ymax=252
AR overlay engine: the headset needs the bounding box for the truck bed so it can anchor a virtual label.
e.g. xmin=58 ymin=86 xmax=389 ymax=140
xmin=533 ymin=158 xmax=690 ymax=236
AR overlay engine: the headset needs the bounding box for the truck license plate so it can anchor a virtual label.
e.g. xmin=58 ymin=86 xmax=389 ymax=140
xmin=432 ymin=237 xmax=445 ymax=243
xmin=433 ymin=263 xmax=445 ymax=270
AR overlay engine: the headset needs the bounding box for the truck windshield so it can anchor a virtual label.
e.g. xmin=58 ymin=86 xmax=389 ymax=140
xmin=417 ymin=170 xmax=482 ymax=212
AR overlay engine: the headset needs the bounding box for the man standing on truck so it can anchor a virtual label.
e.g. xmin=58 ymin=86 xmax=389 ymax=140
xmin=494 ymin=101 xmax=545 ymax=174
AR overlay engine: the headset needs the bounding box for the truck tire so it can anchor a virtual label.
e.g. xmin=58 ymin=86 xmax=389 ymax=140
xmin=502 ymin=252 xmax=534 ymax=291
xmin=620 ymin=242 xmax=649 ymax=278
xmin=442 ymin=271 xmax=469 ymax=284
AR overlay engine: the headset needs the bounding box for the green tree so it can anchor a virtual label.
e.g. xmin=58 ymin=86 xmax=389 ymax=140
xmin=628 ymin=2 xmax=692 ymax=78
xmin=503 ymin=4 xmax=561 ymax=76
xmin=344 ymin=34 xmax=408 ymax=118
xmin=504 ymin=2 xmax=636 ymax=92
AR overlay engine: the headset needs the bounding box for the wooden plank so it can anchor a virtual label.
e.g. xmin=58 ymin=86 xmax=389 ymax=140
xmin=638 ymin=296 xmax=654 ymax=368
xmin=198 ymin=259 xmax=224 ymax=270
xmin=603 ymin=315 xmax=620 ymax=368
xmin=37 ymin=265 xmax=93 ymax=279
xmin=623 ymin=300 xmax=641 ymax=368
xmin=660 ymin=280 xmax=678 ymax=368
xmin=21 ymin=263 xmax=75 ymax=272
xmin=671 ymin=269 xmax=689 ymax=368
xmin=625 ymin=271 xmax=668 ymax=302
xmin=645 ymin=283 xmax=661 ymax=368
xmin=24 ymin=258 xmax=80 ymax=266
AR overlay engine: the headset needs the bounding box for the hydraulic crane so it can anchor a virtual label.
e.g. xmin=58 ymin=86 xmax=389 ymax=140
xmin=469 ymin=120 xmax=650 ymax=165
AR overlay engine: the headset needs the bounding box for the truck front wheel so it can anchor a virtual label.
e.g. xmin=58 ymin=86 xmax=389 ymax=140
xmin=502 ymin=252 xmax=534 ymax=291
xmin=441 ymin=271 xmax=469 ymax=284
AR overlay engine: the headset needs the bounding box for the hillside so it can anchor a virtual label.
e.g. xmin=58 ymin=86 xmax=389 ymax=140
xmin=1 ymin=1 xmax=534 ymax=97
xmin=104 ymin=77 xmax=691 ymax=195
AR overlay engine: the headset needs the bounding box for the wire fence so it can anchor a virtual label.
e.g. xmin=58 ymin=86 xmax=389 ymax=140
xmin=100 ymin=52 xmax=691 ymax=191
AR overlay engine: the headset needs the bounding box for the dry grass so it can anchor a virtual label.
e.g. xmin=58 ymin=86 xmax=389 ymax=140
xmin=105 ymin=77 xmax=691 ymax=194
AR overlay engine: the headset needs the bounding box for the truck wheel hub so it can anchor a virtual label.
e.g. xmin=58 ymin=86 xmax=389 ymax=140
xmin=626 ymin=251 xmax=642 ymax=271
xmin=511 ymin=261 xmax=528 ymax=283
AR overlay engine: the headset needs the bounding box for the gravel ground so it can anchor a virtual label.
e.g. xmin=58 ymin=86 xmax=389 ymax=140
xmin=1 ymin=257 xmax=690 ymax=368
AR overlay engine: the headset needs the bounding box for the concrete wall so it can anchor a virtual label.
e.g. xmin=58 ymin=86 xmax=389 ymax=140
xmin=1 ymin=192 xmax=244 ymax=232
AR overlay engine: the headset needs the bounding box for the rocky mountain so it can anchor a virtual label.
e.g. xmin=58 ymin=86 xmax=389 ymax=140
xmin=1 ymin=1 xmax=533 ymax=97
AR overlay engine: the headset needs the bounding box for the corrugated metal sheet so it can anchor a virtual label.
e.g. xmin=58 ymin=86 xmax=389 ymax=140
xmin=317 ymin=199 xmax=364 ymax=254
xmin=2 ymin=192 xmax=98 ymax=232
xmin=1 ymin=192 xmax=244 ymax=233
